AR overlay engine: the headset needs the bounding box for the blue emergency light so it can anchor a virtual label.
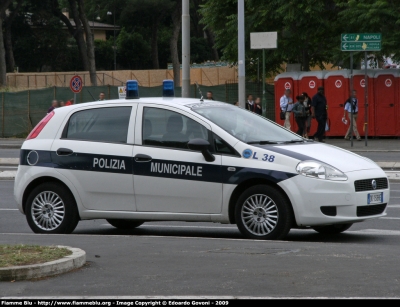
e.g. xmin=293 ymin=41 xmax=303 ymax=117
xmin=162 ymin=79 xmax=174 ymax=97
xmin=126 ymin=80 xmax=139 ymax=99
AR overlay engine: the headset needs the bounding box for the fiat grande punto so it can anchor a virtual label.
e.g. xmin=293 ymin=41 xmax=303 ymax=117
xmin=14 ymin=81 xmax=390 ymax=240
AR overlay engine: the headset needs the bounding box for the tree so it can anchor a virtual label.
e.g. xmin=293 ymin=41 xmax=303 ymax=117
xmin=51 ymin=0 xmax=97 ymax=85
xmin=3 ymin=0 xmax=23 ymax=73
xmin=200 ymin=0 xmax=344 ymax=77
xmin=0 ymin=0 xmax=13 ymax=86
xmin=335 ymin=0 xmax=400 ymax=66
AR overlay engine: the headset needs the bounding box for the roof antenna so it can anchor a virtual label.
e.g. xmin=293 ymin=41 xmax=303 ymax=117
xmin=195 ymin=82 xmax=204 ymax=102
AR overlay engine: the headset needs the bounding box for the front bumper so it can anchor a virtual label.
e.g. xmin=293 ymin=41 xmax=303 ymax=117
xmin=278 ymin=168 xmax=390 ymax=227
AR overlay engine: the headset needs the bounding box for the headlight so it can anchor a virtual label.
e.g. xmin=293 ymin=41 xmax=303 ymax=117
xmin=296 ymin=160 xmax=348 ymax=181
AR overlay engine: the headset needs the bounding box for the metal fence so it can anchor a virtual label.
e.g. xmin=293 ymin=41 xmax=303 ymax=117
xmin=0 ymin=82 xmax=275 ymax=138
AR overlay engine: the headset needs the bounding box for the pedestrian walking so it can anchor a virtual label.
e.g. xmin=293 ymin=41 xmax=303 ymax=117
xmin=206 ymin=91 xmax=215 ymax=100
xmin=302 ymin=92 xmax=312 ymax=138
xmin=279 ymin=89 xmax=293 ymax=130
xmin=292 ymin=95 xmax=308 ymax=137
xmin=343 ymin=90 xmax=361 ymax=141
xmin=98 ymin=92 xmax=106 ymax=101
xmin=65 ymin=98 xmax=74 ymax=106
xmin=47 ymin=99 xmax=59 ymax=114
xmin=253 ymin=97 xmax=262 ymax=115
xmin=245 ymin=94 xmax=255 ymax=111
xmin=311 ymin=86 xmax=328 ymax=142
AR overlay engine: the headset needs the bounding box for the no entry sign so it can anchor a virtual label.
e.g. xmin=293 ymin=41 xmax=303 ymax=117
xmin=70 ymin=75 xmax=83 ymax=93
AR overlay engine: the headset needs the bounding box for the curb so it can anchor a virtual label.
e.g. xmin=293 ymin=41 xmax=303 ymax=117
xmin=0 ymin=246 xmax=86 ymax=281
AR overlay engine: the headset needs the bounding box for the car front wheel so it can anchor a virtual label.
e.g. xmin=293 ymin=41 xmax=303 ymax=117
xmin=26 ymin=182 xmax=79 ymax=234
xmin=235 ymin=185 xmax=293 ymax=240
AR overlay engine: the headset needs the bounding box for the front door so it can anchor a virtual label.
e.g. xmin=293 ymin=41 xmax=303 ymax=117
xmin=132 ymin=105 xmax=223 ymax=213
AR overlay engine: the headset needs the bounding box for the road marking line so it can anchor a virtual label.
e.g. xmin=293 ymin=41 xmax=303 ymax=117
xmin=0 ymin=208 xmax=18 ymax=211
xmin=379 ymin=217 xmax=400 ymax=220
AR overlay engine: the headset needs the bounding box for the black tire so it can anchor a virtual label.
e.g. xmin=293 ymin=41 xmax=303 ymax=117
xmin=312 ymin=223 xmax=353 ymax=234
xmin=106 ymin=219 xmax=144 ymax=230
xmin=235 ymin=184 xmax=294 ymax=240
xmin=25 ymin=182 xmax=79 ymax=234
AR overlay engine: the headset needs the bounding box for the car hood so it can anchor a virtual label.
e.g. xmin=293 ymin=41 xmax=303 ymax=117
xmin=255 ymin=142 xmax=379 ymax=173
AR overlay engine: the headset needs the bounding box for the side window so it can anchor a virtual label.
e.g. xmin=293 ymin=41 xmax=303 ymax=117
xmin=65 ymin=107 xmax=131 ymax=143
xmin=143 ymin=107 xmax=209 ymax=150
xmin=213 ymin=133 xmax=239 ymax=156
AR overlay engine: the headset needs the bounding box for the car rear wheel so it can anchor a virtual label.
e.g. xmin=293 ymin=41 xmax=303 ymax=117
xmin=106 ymin=219 xmax=144 ymax=230
xmin=312 ymin=223 xmax=353 ymax=234
xmin=235 ymin=185 xmax=293 ymax=240
xmin=26 ymin=182 xmax=79 ymax=234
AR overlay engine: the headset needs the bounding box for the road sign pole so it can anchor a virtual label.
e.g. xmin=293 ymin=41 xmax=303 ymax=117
xmin=364 ymin=51 xmax=368 ymax=147
xmin=74 ymin=93 xmax=76 ymax=105
xmin=262 ymin=48 xmax=266 ymax=117
xmin=350 ymin=51 xmax=354 ymax=147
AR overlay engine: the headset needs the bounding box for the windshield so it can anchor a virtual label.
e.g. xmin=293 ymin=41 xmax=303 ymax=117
xmin=191 ymin=103 xmax=305 ymax=144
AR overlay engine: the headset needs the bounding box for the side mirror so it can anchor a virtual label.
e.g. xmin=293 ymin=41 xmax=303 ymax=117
xmin=187 ymin=139 xmax=215 ymax=162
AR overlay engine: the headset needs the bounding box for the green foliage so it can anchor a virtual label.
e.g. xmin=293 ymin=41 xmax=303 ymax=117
xmin=191 ymin=37 xmax=214 ymax=64
xmin=336 ymin=0 xmax=400 ymax=63
xmin=200 ymin=0 xmax=343 ymax=76
xmin=116 ymin=27 xmax=151 ymax=70
xmin=95 ymin=39 xmax=114 ymax=71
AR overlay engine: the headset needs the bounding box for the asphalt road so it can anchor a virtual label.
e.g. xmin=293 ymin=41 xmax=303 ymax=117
xmin=1 ymin=180 xmax=400 ymax=298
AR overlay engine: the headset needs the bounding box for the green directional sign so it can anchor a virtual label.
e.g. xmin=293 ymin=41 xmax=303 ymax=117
xmin=341 ymin=41 xmax=381 ymax=51
xmin=341 ymin=33 xmax=381 ymax=42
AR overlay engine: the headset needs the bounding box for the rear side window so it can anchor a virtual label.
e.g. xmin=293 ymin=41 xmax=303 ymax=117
xmin=65 ymin=107 xmax=131 ymax=143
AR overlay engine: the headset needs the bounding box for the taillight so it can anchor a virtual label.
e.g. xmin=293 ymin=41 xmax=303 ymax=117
xmin=26 ymin=111 xmax=55 ymax=140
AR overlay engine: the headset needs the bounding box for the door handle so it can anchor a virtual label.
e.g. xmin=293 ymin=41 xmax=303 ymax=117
xmin=389 ymin=103 xmax=394 ymax=107
xmin=56 ymin=148 xmax=74 ymax=156
xmin=134 ymin=154 xmax=152 ymax=162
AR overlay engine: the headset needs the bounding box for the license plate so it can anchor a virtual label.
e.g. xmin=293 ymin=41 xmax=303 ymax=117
xmin=368 ymin=192 xmax=383 ymax=204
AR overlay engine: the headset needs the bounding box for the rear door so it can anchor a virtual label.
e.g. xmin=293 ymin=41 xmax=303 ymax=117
xmin=51 ymin=104 xmax=137 ymax=211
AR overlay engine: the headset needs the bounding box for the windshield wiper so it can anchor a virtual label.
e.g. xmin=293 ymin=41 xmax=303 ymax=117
xmin=247 ymin=141 xmax=279 ymax=145
xmin=282 ymin=139 xmax=305 ymax=144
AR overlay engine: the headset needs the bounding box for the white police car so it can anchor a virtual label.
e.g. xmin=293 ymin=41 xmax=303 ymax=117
xmin=13 ymin=80 xmax=390 ymax=240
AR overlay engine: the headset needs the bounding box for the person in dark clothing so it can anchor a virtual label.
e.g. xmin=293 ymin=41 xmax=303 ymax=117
xmin=302 ymin=92 xmax=312 ymax=138
xmin=311 ymin=86 xmax=327 ymax=142
xmin=47 ymin=99 xmax=59 ymax=114
xmin=245 ymin=94 xmax=254 ymax=111
xmin=253 ymin=97 xmax=262 ymax=115
xmin=292 ymin=95 xmax=307 ymax=136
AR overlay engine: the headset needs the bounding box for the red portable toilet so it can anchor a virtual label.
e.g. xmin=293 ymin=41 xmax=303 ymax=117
xmin=297 ymin=71 xmax=328 ymax=137
xmin=352 ymin=70 xmax=376 ymax=137
xmin=323 ymin=70 xmax=350 ymax=137
xmin=274 ymin=72 xmax=300 ymax=129
xmin=373 ymin=69 xmax=399 ymax=136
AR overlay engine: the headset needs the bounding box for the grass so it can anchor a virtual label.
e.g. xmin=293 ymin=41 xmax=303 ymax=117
xmin=0 ymin=244 xmax=72 ymax=268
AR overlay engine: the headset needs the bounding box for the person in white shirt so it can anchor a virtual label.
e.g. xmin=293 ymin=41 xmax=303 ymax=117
xmin=279 ymin=89 xmax=293 ymax=130
xmin=343 ymin=90 xmax=361 ymax=141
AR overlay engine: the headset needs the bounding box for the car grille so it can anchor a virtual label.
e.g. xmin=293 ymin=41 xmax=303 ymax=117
xmin=354 ymin=178 xmax=388 ymax=192
xmin=357 ymin=204 xmax=387 ymax=217
xmin=320 ymin=206 xmax=337 ymax=216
